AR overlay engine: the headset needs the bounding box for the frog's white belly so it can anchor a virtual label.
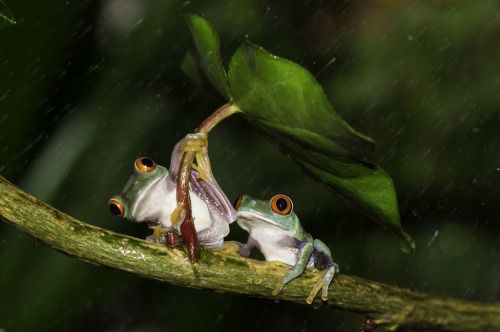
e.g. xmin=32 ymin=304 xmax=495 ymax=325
xmin=132 ymin=174 xmax=212 ymax=232
xmin=237 ymin=214 xmax=298 ymax=266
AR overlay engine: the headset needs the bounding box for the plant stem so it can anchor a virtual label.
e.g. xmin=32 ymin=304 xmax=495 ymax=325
xmin=176 ymin=102 xmax=240 ymax=262
xmin=196 ymin=102 xmax=240 ymax=134
xmin=176 ymin=150 xmax=199 ymax=263
xmin=1 ymin=175 xmax=499 ymax=331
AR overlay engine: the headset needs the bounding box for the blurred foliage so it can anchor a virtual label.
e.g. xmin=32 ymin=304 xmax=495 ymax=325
xmin=0 ymin=0 xmax=499 ymax=331
xmin=0 ymin=0 xmax=15 ymax=29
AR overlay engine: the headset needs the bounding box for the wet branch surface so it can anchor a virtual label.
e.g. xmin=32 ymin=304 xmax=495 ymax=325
xmin=1 ymin=175 xmax=499 ymax=332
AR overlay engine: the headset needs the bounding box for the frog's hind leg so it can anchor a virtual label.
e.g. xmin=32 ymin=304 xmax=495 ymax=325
xmin=170 ymin=133 xmax=237 ymax=224
xmin=272 ymin=241 xmax=313 ymax=296
xmin=184 ymin=134 xmax=238 ymax=223
xmin=306 ymin=239 xmax=339 ymax=304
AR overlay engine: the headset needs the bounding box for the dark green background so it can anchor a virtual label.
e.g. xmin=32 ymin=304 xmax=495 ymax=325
xmin=1 ymin=1 xmax=499 ymax=331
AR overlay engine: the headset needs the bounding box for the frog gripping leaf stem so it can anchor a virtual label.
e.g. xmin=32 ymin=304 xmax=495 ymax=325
xmin=109 ymin=134 xmax=237 ymax=249
xmin=234 ymin=194 xmax=339 ymax=304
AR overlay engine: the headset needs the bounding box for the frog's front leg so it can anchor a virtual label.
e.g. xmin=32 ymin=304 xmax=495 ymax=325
xmin=272 ymin=240 xmax=314 ymax=296
xmin=236 ymin=237 xmax=258 ymax=257
xmin=306 ymin=239 xmax=339 ymax=304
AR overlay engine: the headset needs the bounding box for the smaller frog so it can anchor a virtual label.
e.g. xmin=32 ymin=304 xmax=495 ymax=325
xmin=108 ymin=134 xmax=237 ymax=248
xmin=233 ymin=194 xmax=339 ymax=304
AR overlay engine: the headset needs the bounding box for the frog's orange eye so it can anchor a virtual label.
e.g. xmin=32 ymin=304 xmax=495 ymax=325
xmin=233 ymin=196 xmax=243 ymax=210
xmin=271 ymin=195 xmax=292 ymax=215
xmin=135 ymin=157 xmax=156 ymax=173
xmin=108 ymin=199 xmax=125 ymax=217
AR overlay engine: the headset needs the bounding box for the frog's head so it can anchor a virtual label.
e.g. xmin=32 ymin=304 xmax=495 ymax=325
xmin=233 ymin=194 xmax=298 ymax=231
xmin=108 ymin=157 xmax=168 ymax=221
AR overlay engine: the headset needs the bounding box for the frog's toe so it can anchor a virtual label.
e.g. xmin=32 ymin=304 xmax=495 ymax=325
xmin=179 ymin=133 xmax=208 ymax=152
xmin=306 ymin=280 xmax=328 ymax=304
xmin=272 ymin=271 xmax=292 ymax=296
xmin=306 ymin=269 xmax=327 ymax=304
xmin=306 ymin=265 xmax=337 ymax=304
xmin=321 ymin=286 xmax=329 ymax=301
xmin=152 ymin=225 xmax=166 ymax=243
xmin=272 ymin=281 xmax=284 ymax=296
xmin=170 ymin=204 xmax=186 ymax=228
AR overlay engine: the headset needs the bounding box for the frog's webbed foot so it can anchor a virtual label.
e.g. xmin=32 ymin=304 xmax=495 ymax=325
xmin=192 ymin=149 xmax=213 ymax=188
xmin=179 ymin=133 xmax=208 ymax=153
xmin=190 ymin=141 xmax=221 ymax=200
xmin=169 ymin=133 xmax=209 ymax=181
xmin=179 ymin=133 xmax=209 ymax=179
xmin=212 ymin=241 xmax=242 ymax=256
xmin=213 ymin=240 xmax=255 ymax=257
xmin=306 ymin=263 xmax=338 ymax=304
xmin=179 ymin=133 xmax=220 ymax=194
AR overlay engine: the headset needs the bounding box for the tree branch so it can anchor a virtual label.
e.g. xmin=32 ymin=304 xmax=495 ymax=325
xmin=0 ymin=175 xmax=499 ymax=332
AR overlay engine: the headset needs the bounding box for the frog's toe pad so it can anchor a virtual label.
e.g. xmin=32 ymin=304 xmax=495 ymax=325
xmin=272 ymin=283 xmax=282 ymax=297
xmin=152 ymin=225 xmax=168 ymax=243
xmin=180 ymin=133 xmax=208 ymax=152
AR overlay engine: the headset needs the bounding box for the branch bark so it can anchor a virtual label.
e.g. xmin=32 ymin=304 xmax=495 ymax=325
xmin=1 ymin=175 xmax=499 ymax=332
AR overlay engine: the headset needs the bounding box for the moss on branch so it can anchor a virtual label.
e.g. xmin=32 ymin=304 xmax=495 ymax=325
xmin=0 ymin=175 xmax=499 ymax=331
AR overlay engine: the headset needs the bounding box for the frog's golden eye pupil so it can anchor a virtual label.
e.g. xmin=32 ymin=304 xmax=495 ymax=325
xmin=233 ymin=196 xmax=243 ymax=210
xmin=135 ymin=157 xmax=156 ymax=173
xmin=108 ymin=199 xmax=125 ymax=217
xmin=271 ymin=195 xmax=292 ymax=215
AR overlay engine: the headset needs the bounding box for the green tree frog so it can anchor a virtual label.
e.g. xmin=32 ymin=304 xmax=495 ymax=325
xmin=108 ymin=134 xmax=237 ymax=248
xmin=233 ymin=194 xmax=339 ymax=304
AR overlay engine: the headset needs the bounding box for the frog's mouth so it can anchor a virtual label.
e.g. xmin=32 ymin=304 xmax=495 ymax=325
xmin=237 ymin=210 xmax=279 ymax=227
xmin=237 ymin=210 xmax=296 ymax=233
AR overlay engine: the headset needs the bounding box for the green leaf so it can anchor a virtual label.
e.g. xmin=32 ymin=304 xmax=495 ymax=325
xmin=228 ymin=41 xmax=414 ymax=252
xmin=0 ymin=0 xmax=15 ymax=29
xmin=180 ymin=15 xmax=414 ymax=252
xmin=183 ymin=13 xmax=231 ymax=100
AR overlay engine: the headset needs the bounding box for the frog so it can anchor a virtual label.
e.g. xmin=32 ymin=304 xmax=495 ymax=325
xmin=233 ymin=194 xmax=339 ymax=304
xmin=108 ymin=133 xmax=237 ymax=248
